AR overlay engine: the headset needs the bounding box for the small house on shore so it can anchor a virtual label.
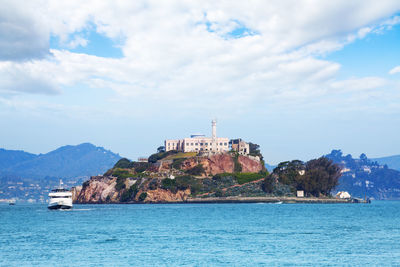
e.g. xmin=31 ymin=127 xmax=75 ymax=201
xmin=336 ymin=191 xmax=351 ymax=199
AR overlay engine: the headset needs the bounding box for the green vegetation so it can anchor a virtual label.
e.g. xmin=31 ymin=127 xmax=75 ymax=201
xmin=214 ymin=189 xmax=224 ymax=197
xmin=115 ymin=177 xmax=127 ymax=191
xmin=233 ymin=153 xmax=242 ymax=173
xmin=161 ymin=178 xmax=176 ymax=192
xmin=164 ymin=152 xmax=197 ymax=160
xmin=82 ymin=180 xmax=90 ymax=188
xmin=273 ymin=160 xmax=304 ymax=186
xmin=148 ymin=150 xmax=178 ymax=163
xmin=161 ymin=176 xmax=203 ymax=195
xmin=114 ymin=158 xmax=131 ymax=169
xmin=112 ymin=168 xmax=131 ymax=191
xmin=270 ymin=157 xmax=341 ymax=197
xmin=131 ymin=162 xmax=151 ymax=173
xmin=249 ymin=142 xmax=263 ymax=160
xmin=112 ymin=168 xmax=132 ymax=179
xmin=186 ymin=164 xmax=205 ymax=176
xmin=112 ymin=158 xmax=151 ymax=173
xmin=212 ymin=172 xmax=234 ymax=180
xmin=234 ymin=172 xmax=266 ymax=184
xmin=148 ymin=178 xmax=159 ymax=190
xmin=262 ymin=176 xmax=274 ymax=193
xmin=301 ymin=157 xmax=341 ymax=196
xmin=138 ymin=192 xmax=147 ymax=201
xmin=120 ymin=184 xmax=138 ymax=202
xmin=171 ymin=158 xmax=186 ymax=169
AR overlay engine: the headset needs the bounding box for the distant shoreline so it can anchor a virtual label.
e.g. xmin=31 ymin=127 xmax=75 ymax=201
xmin=74 ymin=196 xmax=369 ymax=204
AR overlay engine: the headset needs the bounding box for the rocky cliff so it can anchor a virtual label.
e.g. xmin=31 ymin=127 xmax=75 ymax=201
xmin=180 ymin=154 xmax=263 ymax=175
xmin=73 ymin=176 xmax=192 ymax=203
xmin=73 ymin=153 xmax=267 ymax=204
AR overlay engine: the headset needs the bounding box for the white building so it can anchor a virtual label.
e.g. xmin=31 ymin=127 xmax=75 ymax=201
xmin=336 ymin=191 xmax=351 ymax=199
xmin=165 ymin=120 xmax=230 ymax=153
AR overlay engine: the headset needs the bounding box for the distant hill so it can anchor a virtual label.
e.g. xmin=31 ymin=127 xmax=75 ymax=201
xmin=372 ymin=155 xmax=400 ymax=171
xmin=0 ymin=143 xmax=122 ymax=201
xmin=326 ymin=150 xmax=400 ymax=200
xmin=0 ymin=149 xmax=36 ymax=169
xmin=265 ymin=163 xmax=276 ymax=172
xmin=0 ymin=143 xmax=121 ymax=179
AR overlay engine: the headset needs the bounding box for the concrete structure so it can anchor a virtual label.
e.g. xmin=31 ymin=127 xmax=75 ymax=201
xmin=138 ymin=157 xmax=148 ymax=163
xmin=229 ymin=138 xmax=250 ymax=155
xmin=165 ymin=120 xmax=229 ymax=153
xmin=297 ymin=190 xmax=304 ymax=198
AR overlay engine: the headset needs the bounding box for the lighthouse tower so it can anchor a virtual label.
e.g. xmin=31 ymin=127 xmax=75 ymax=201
xmin=211 ymin=119 xmax=217 ymax=152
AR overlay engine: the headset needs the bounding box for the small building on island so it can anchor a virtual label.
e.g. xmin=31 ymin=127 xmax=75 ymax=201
xmin=229 ymin=138 xmax=250 ymax=155
xmin=336 ymin=191 xmax=351 ymax=199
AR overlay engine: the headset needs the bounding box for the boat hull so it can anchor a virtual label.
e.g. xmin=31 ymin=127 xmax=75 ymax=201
xmin=48 ymin=204 xmax=72 ymax=210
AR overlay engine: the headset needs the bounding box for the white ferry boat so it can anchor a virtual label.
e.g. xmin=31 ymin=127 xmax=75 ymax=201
xmin=48 ymin=180 xmax=73 ymax=210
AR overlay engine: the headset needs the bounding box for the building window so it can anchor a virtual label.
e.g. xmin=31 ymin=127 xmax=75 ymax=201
xmin=195 ymin=148 xmax=198 ymax=151
xmin=224 ymin=143 xmax=227 ymax=146
xmin=191 ymin=143 xmax=194 ymax=145
xmin=200 ymin=143 xmax=203 ymax=145
xmin=220 ymin=142 xmax=222 ymax=145
xmin=195 ymin=143 xmax=198 ymax=146
xmin=200 ymin=148 xmax=203 ymax=151
xmin=205 ymin=143 xmax=208 ymax=145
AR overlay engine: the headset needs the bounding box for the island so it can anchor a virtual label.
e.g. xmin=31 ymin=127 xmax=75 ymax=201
xmin=72 ymin=120 xmax=365 ymax=204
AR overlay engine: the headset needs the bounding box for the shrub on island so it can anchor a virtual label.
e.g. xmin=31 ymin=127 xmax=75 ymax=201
xmin=234 ymin=172 xmax=266 ymax=185
xmin=120 ymin=184 xmax=138 ymax=202
xmin=138 ymin=192 xmax=147 ymax=202
xmin=185 ymin=164 xmax=205 ymax=176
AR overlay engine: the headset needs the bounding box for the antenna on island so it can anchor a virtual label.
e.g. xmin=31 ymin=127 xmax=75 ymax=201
xmin=211 ymin=118 xmax=217 ymax=152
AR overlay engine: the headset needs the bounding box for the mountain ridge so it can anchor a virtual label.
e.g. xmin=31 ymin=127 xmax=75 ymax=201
xmin=371 ymin=155 xmax=400 ymax=171
xmin=0 ymin=143 xmax=122 ymax=179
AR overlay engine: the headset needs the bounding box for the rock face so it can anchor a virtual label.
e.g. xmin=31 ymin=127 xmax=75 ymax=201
xmin=73 ymin=176 xmax=119 ymax=203
xmin=145 ymin=188 xmax=191 ymax=203
xmin=238 ymin=155 xmax=263 ymax=173
xmin=73 ymin=176 xmax=191 ymax=204
xmin=181 ymin=154 xmax=263 ymax=175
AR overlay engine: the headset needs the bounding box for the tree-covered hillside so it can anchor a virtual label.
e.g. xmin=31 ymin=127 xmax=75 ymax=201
xmin=326 ymin=150 xmax=400 ymax=200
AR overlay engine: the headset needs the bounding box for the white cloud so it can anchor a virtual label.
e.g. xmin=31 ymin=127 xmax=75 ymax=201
xmin=0 ymin=0 xmax=400 ymax=109
xmin=330 ymin=77 xmax=388 ymax=92
xmin=0 ymin=1 xmax=50 ymax=61
xmin=389 ymin=66 xmax=400 ymax=74
xmin=0 ymin=61 xmax=60 ymax=95
xmin=66 ymin=35 xmax=89 ymax=49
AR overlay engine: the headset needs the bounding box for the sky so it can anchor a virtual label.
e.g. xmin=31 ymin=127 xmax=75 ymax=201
xmin=0 ymin=0 xmax=400 ymax=164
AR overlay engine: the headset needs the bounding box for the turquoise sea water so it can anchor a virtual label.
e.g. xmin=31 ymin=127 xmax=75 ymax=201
xmin=1 ymin=202 xmax=400 ymax=266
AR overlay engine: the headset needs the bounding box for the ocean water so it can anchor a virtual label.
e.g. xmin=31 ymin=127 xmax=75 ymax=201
xmin=1 ymin=202 xmax=400 ymax=266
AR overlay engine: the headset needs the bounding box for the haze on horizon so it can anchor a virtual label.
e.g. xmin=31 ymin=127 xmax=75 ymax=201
xmin=0 ymin=0 xmax=400 ymax=165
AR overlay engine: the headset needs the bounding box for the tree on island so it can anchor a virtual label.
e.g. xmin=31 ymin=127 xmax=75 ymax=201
xmin=300 ymin=157 xmax=341 ymax=196
xmin=269 ymin=157 xmax=341 ymax=197
xmin=273 ymin=160 xmax=305 ymax=186
xmin=249 ymin=142 xmax=263 ymax=160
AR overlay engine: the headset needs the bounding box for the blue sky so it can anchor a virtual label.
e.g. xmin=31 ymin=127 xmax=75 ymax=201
xmin=1 ymin=1 xmax=400 ymax=164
